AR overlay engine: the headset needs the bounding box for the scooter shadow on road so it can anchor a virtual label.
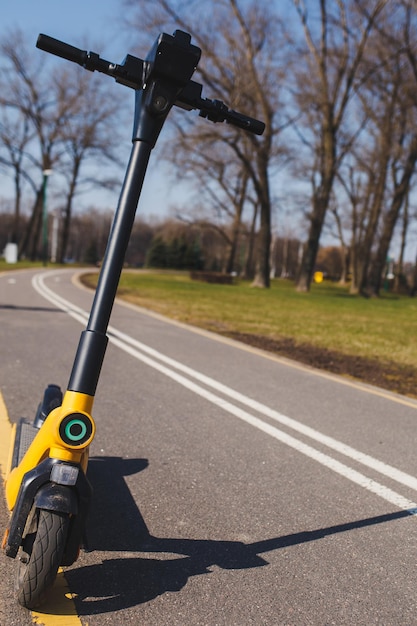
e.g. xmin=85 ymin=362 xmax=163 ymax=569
xmin=0 ymin=304 xmax=65 ymax=313
xmin=84 ymin=456 xmax=150 ymax=552
xmin=63 ymin=456 xmax=413 ymax=616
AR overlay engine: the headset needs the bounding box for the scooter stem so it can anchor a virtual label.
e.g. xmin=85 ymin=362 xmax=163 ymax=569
xmin=67 ymin=141 xmax=152 ymax=396
xmin=67 ymin=30 xmax=201 ymax=398
xmin=88 ymin=141 xmax=152 ymax=334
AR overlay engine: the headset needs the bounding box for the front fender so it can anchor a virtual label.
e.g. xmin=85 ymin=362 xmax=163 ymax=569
xmin=34 ymin=483 xmax=78 ymax=515
xmin=4 ymin=458 xmax=91 ymax=560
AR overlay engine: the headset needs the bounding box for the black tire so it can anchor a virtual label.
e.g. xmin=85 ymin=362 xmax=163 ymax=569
xmin=16 ymin=509 xmax=70 ymax=609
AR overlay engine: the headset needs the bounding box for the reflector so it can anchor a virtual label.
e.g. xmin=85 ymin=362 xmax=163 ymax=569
xmin=51 ymin=463 xmax=79 ymax=486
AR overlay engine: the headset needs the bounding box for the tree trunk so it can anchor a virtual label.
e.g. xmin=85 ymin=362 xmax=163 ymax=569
xmin=12 ymin=170 xmax=22 ymax=245
xmin=350 ymin=154 xmax=389 ymax=295
xmin=225 ymin=220 xmax=240 ymax=274
xmin=338 ymin=245 xmax=350 ymax=285
xmin=58 ymin=162 xmax=80 ymax=263
xmin=368 ymin=134 xmax=417 ymax=296
xmin=394 ymin=195 xmax=409 ymax=293
xmin=19 ymin=187 xmax=42 ymax=260
xmin=410 ymin=250 xmax=417 ymax=297
xmin=225 ymin=177 xmax=247 ymax=274
xmin=251 ymin=160 xmax=271 ymax=287
xmin=296 ymin=112 xmax=336 ymax=293
xmin=296 ymin=192 xmax=330 ymax=292
xmin=251 ymin=199 xmax=271 ymax=287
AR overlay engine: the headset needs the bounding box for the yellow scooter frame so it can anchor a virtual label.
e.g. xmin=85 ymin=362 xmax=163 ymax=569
xmin=5 ymin=390 xmax=94 ymax=510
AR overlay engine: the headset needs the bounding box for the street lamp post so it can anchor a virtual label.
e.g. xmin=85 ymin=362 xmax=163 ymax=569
xmin=42 ymin=169 xmax=52 ymax=266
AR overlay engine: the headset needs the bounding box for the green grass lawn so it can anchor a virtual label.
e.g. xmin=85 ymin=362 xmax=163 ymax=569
xmin=0 ymin=260 xmax=46 ymax=271
xmin=3 ymin=263 xmax=415 ymax=393
xmin=81 ymin=270 xmax=417 ymax=371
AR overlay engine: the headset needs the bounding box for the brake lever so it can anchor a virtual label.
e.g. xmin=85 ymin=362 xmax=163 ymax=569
xmin=176 ymin=80 xmax=265 ymax=135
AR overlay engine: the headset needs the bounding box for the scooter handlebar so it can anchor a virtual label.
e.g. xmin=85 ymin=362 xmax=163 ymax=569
xmin=204 ymin=103 xmax=265 ymax=136
xmin=36 ymin=34 xmax=123 ymax=79
xmin=178 ymin=84 xmax=265 ymax=136
xmin=37 ymin=34 xmax=88 ymax=67
xmin=36 ymin=32 xmax=265 ymax=136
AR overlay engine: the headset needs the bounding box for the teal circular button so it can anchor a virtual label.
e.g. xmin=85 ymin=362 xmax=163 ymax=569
xmin=65 ymin=419 xmax=87 ymax=442
xmin=59 ymin=412 xmax=93 ymax=446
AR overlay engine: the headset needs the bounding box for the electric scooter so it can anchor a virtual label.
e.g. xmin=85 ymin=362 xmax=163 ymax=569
xmin=2 ymin=29 xmax=265 ymax=609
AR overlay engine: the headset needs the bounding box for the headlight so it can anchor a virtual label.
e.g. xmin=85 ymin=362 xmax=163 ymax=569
xmin=51 ymin=463 xmax=79 ymax=486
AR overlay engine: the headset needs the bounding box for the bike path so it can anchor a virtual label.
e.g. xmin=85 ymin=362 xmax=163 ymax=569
xmin=2 ymin=269 xmax=417 ymax=625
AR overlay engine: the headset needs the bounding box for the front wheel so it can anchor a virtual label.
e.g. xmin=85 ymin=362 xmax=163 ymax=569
xmin=16 ymin=508 xmax=70 ymax=609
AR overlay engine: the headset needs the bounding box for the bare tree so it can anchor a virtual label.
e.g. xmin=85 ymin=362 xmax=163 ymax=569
xmin=368 ymin=131 xmax=417 ymax=295
xmin=0 ymin=29 xmax=124 ymax=261
xmin=292 ymin=0 xmax=388 ymax=292
xmin=169 ymin=124 xmax=256 ymax=274
xmin=349 ymin=60 xmax=402 ymax=294
xmin=329 ymin=3 xmax=417 ymax=295
xmin=0 ymin=108 xmax=33 ymax=244
xmin=393 ymin=192 xmax=409 ymax=293
xmin=122 ymin=0 xmax=290 ymax=287
xmin=55 ymin=70 xmax=123 ymax=262
xmin=0 ymin=32 xmax=81 ymax=258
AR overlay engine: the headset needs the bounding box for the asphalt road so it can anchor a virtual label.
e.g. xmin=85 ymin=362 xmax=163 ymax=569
xmin=1 ymin=268 xmax=417 ymax=626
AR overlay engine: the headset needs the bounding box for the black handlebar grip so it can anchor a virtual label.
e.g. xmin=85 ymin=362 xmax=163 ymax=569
xmin=36 ymin=34 xmax=88 ymax=67
xmin=249 ymin=119 xmax=265 ymax=136
xmin=241 ymin=117 xmax=265 ymax=136
xmin=227 ymin=111 xmax=265 ymax=136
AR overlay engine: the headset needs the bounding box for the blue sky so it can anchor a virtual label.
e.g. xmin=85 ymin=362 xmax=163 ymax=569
xmin=0 ymin=0 xmax=179 ymax=220
xmin=0 ymin=1 xmax=297 ymax=228
xmin=2 ymin=0 xmax=129 ymax=59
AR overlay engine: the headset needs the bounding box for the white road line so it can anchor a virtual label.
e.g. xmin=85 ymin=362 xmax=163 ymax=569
xmin=107 ymin=324 xmax=417 ymax=492
xmin=33 ymin=272 xmax=417 ymax=494
xmin=107 ymin=332 xmax=417 ymax=515
xmin=32 ymin=271 xmax=417 ymax=515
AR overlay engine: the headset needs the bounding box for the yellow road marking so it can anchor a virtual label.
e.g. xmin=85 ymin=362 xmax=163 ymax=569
xmin=31 ymin=569 xmax=85 ymax=625
xmin=0 ymin=393 xmax=84 ymax=626
xmin=0 ymin=393 xmax=13 ymax=483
